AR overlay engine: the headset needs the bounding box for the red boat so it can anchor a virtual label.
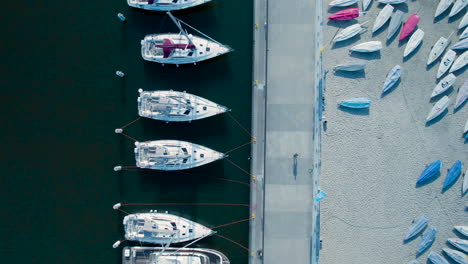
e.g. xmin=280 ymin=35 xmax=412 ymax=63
xmin=399 ymin=14 xmax=420 ymax=41
xmin=328 ymin=8 xmax=360 ymax=21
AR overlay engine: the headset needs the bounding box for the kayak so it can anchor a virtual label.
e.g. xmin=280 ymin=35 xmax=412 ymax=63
xmin=431 ymin=73 xmax=457 ymax=98
xmin=387 ymin=10 xmax=405 ymax=40
xmin=382 ymin=65 xmax=403 ymax=93
xmin=350 ymin=41 xmax=382 ymax=52
xmin=448 ymin=238 xmax=468 ymax=252
xmin=329 ymin=8 xmax=360 ymax=20
xmin=437 ymin=50 xmax=457 ymax=78
xmin=427 ymin=37 xmax=450 ymax=65
xmin=450 ymin=50 xmax=468 ymax=72
xmin=400 ymin=14 xmax=421 ymax=41
xmin=339 ymin=97 xmax=371 ymax=108
xmin=442 ymin=160 xmax=463 ymax=189
xmin=443 ymin=248 xmax=468 ymax=264
xmin=455 ymin=80 xmax=468 ymax=109
xmin=426 ymin=96 xmax=450 ymax=122
xmin=373 ymin=4 xmax=394 ymax=33
xmin=449 ymin=0 xmax=468 ymax=18
xmin=404 ymin=29 xmax=424 ymax=57
xmin=417 ymin=161 xmax=442 ymax=184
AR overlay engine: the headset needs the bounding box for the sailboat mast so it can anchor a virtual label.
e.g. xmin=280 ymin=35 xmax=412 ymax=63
xmin=167 ymin=12 xmax=195 ymax=46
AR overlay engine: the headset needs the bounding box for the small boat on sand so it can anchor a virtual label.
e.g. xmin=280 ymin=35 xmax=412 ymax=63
xmin=382 ymin=65 xmax=403 ymax=93
xmin=460 ymin=13 xmax=468 ymax=29
xmin=378 ymin=0 xmax=407 ymax=4
xmin=122 ymin=247 xmax=230 ymax=264
xmin=455 ymin=226 xmax=468 ymax=237
xmin=428 ymin=36 xmax=451 ymax=65
xmin=452 ymin=38 xmax=468 ymax=50
xmin=334 ymin=61 xmax=367 ymax=71
xmin=465 ymin=119 xmax=468 ymax=133
xmin=333 ymin=22 xmax=368 ymax=42
xmin=350 ymin=41 xmax=382 ymax=52
xmin=339 ymin=98 xmax=371 ymax=108
xmin=127 ymin=0 xmax=211 ymax=11
xmin=443 ymin=160 xmax=463 ymax=189
xmin=431 ymin=73 xmax=457 ymax=98
xmin=373 ymin=4 xmax=394 ymax=33
xmin=407 ymin=261 xmax=421 ymax=264
xmin=404 ymin=216 xmax=429 ymax=240
xmin=448 ymin=238 xmax=468 ymax=252
xmin=426 ymin=96 xmax=450 ymax=122
xmin=461 ymin=27 xmax=468 ymax=39
xmin=443 ymin=248 xmax=468 ymax=264
xmin=417 ymin=227 xmax=437 ymax=255
xmin=437 ymin=50 xmax=457 ymax=78
xmin=457 ymin=81 xmax=468 ymax=108
xmin=329 ymin=0 xmax=359 ymax=7
xmin=329 ymin=8 xmax=360 ymax=20
xmin=404 ymin=29 xmax=424 ymax=57
xmin=429 ymin=251 xmax=450 ymax=264
xmin=463 ymin=169 xmax=468 ymax=194
xmin=417 ymin=161 xmax=442 ymax=184
xmin=363 ymin=0 xmax=372 ymax=10
xmin=387 ymin=10 xmax=404 ymax=40
xmin=435 ymin=0 xmax=454 ymax=18
xmin=449 ymin=0 xmax=468 ymax=18
xmin=400 ymin=14 xmax=421 ymax=42
xmin=450 ymin=50 xmax=468 ymax=72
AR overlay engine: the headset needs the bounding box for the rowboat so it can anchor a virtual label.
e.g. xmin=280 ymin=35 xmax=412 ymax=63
xmin=452 ymin=38 xmax=468 ymax=50
xmin=448 ymin=238 xmax=468 ymax=252
xmin=417 ymin=161 xmax=442 ymax=184
xmin=338 ymin=98 xmax=371 ymax=108
xmin=443 ymin=248 xmax=467 ymax=264
xmin=387 ymin=10 xmax=405 ymax=40
xmin=449 ymin=0 xmax=468 ymax=18
xmin=443 ymin=160 xmax=463 ymax=189
xmin=382 ymin=65 xmax=403 ymax=93
xmin=329 ymin=0 xmax=359 ymax=7
xmin=460 ymin=12 xmax=468 ymax=29
xmin=455 ymin=80 xmax=468 ymax=109
xmin=437 ymin=50 xmax=457 ymax=78
xmin=333 ymin=22 xmax=368 ymax=42
xmin=435 ymin=0 xmax=454 ymax=18
xmin=372 ymin=4 xmax=394 ymax=33
xmin=127 ymin=0 xmax=211 ymax=11
xmin=450 ymin=50 xmax=468 ymax=72
xmin=428 ymin=251 xmax=450 ymax=264
xmin=417 ymin=227 xmax=437 ymax=255
xmin=456 ymin=226 xmax=468 ymax=237
xmin=464 ymin=169 xmax=468 ymax=194
xmin=461 ymin=27 xmax=468 ymax=39
xmin=363 ymin=0 xmax=372 ymax=10
xmin=404 ymin=29 xmax=424 ymax=57
xmin=400 ymin=14 xmax=421 ymax=41
xmin=431 ymin=73 xmax=457 ymax=98
xmin=427 ymin=37 xmax=450 ymax=65
xmin=350 ymin=41 xmax=382 ymax=52
xmin=378 ymin=0 xmax=407 ymax=3
xmin=334 ymin=61 xmax=367 ymax=71
xmin=329 ymin=8 xmax=360 ymax=20
xmin=404 ymin=216 xmax=429 ymax=240
xmin=426 ymin=96 xmax=450 ymax=122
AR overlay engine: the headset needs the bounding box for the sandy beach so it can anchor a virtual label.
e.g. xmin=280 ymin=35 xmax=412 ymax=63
xmin=321 ymin=1 xmax=467 ymax=263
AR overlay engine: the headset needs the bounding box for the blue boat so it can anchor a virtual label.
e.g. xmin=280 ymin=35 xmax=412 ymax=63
xmin=416 ymin=227 xmax=437 ymax=255
xmin=382 ymin=65 xmax=403 ymax=94
xmin=443 ymin=160 xmax=463 ymax=189
xmin=452 ymin=38 xmax=468 ymax=50
xmin=339 ymin=98 xmax=371 ymax=109
xmin=428 ymin=251 xmax=450 ymax=264
xmin=404 ymin=216 xmax=429 ymax=241
xmin=417 ymin=160 xmax=442 ymax=184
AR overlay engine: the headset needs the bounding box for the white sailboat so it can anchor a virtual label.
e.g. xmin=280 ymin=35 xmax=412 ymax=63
xmin=141 ymin=12 xmax=232 ymax=66
xmin=372 ymin=4 xmax=394 ymax=33
xmin=450 ymin=50 xmax=468 ymax=72
xmin=404 ymin=29 xmax=424 ymax=58
xmin=426 ymin=95 xmax=450 ymax=122
xmin=431 ymin=73 xmax=457 ymax=98
xmin=449 ymin=0 xmax=468 ymax=18
xmin=333 ymin=22 xmax=368 ymax=42
xmin=350 ymin=41 xmax=382 ymax=52
xmin=127 ymin=0 xmax=211 ymax=11
xmin=435 ymin=0 xmax=454 ymax=18
xmin=428 ymin=36 xmax=451 ymax=65
xmin=437 ymin=49 xmax=457 ymax=78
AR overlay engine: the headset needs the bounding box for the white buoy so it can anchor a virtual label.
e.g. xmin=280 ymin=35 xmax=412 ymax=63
xmin=112 ymin=240 xmax=121 ymax=248
xmin=115 ymin=128 xmax=123 ymax=134
xmin=114 ymin=166 xmax=122 ymax=171
xmin=138 ymin=88 xmax=143 ymax=93
xmin=113 ymin=203 xmax=121 ymax=210
xmin=116 ymin=71 xmax=125 ymax=78
xmin=117 ymin=13 xmax=126 ymax=22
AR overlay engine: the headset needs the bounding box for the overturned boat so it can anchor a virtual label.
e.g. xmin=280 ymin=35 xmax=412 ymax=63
xmin=431 ymin=73 xmax=457 ymax=98
xmin=135 ymin=140 xmax=225 ymax=170
xmin=122 ymin=246 xmax=230 ymax=264
xmin=403 ymin=29 xmax=424 ymax=58
xmin=417 ymin=227 xmax=437 ymax=255
xmin=141 ymin=12 xmax=232 ymax=65
xmin=404 ymin=216 xmax=429 ymax=240
xmin=350 ymin=41 xmax=382 ymax=52
xmin=372 ymin=4 xmax=393 ymax=33
xmin=427 ymin=36 xmax=451 ymax=65
xmin=382 ymin=65 xmax=403 ymax=93
xmin=443 ymin=248 xmax=467 ymax=264
xmin=456 ymin=226 xmax=468 ymax=237
xmin=127 ymin=0 xmax=211 ymax=11
xmin=123 ymin=212 xmax=214 ymax=244
xmin=138 ymin=89 xmax=228 ymax=122
xmin=387 ymin=10 xmax=404 ymax=40
xmin=339 ymin=98 xmax=371 ymax=109
xmin=333 ymin=22 xmax=367 ymax=42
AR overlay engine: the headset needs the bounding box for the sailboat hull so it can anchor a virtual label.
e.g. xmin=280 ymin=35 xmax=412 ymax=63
xmin=127 ymin=0 xmax=211 ymax=11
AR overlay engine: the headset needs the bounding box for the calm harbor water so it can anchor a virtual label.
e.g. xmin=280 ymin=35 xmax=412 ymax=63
xmin=1 ymin=1 xmax=252 ymax=263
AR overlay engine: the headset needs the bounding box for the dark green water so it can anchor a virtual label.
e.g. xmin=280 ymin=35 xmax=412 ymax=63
xmin=1 ymin=1 xmax=252 ymax=263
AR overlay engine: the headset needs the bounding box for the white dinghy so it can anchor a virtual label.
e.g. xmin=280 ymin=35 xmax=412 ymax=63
xmin=465 ymin=119 xmax=468 ymax=133
xmin=460 ymin=12 xmax=468 ymax=29
xmin=426 ymin=95 xmax=450 ymax=122
xmin=141 ymin=12 xmax=232 ymax=65
xmin=387 ymin=10 xmax=404 ymax=40
xmin=350 ymin=41 xmax=382 ymax=52
xmin=137 ymin=89 xmax=228 ymax=122
xmin=372 ymin=4 xmax=394 ymax=33
xmin=428 ymin=36 xmax=451 ymax=65
xmin=363 ymin=0 xmax=372 ymax=10
xmin=457 ymin=226 xmax=468 ymax=237
xmin=443 ymin=248 xmax=467 ymax=264
xmin=329 ymin=0 xmax=359 ymax=7
xmin=455 ymin=80 xmax=468 ymax=108
xmin=449 ymin=0 xmax=468 ymax=18
xmin=333 ymin=22 xmax=368 ymax=42
xmin=378 ymin=0 xmax=407 ymax=3
xmin=431 ymin=73 xmax=457 ymax=98
xmin=404 ymin=29 xmax=424 ymax=58
xmin=127 ymin=0 xmax=211 ymax=11
xmin=450 ymin=50 xmax=468 ymax=72
xmin=438 ymin=49 xmax=457 ymax=78
xmin=435 ymin=0 xmax=454 ymax=18
xmin=461 ymin=27 xmax=468 ymax=39
xmin=448 ymin=238 xmax=468 ymax=252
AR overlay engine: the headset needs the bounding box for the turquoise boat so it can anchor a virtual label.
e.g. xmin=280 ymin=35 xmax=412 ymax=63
xmin=339 ymin=98 xmax=371 ymax=109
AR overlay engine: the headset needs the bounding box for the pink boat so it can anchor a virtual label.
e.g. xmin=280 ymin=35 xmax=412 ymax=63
xmin=399 ymin=14 xmax=420 ymax=41
xmin=328 ymin=8 xmax=360 ymax=21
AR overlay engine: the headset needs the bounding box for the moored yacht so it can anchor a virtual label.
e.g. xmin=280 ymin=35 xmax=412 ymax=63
xmin=123 ymin=212 xmax=214 ymax=244
xmin=134 ymin=140 xmax=225 ymax=170
xmin=138 ymin=89 xmax=228 ymax=122
xmin=127 ymin=0 xmax=211 ymax=11
xmin=122 ymin=246 xmax=230 ymax=264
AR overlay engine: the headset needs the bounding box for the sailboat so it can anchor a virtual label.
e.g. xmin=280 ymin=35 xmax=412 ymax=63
xmin=141 ymin=12 xmax=233 ymax=65
xmin=127 ymin=0 xmax=211 ymax=11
